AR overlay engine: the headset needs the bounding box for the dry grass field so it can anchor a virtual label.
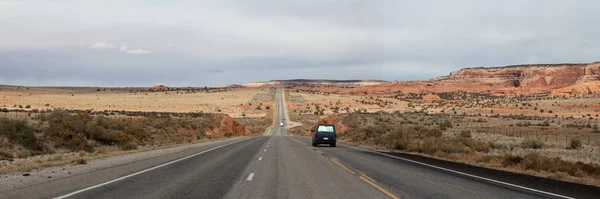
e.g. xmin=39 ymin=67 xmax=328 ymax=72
xmin=287 ymin=89 xmax=409 ymax=115
xmin=0 ymin=86 xmax=271 ymax=118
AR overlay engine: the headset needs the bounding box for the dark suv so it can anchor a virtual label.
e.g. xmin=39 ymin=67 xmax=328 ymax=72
xmin=311 ymin=124 xmax=336 ymax=147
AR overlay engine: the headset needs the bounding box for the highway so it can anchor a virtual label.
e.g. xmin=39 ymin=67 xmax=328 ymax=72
xmin=2 ymin=88 xmax=598 ymax=199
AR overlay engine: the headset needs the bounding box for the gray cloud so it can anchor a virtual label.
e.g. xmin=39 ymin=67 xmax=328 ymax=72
xmin=1 ymin=0 xmax=599 ymax=86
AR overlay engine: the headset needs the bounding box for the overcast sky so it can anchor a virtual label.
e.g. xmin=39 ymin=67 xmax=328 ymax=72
xmin=1 ymin=0 xmax=599 ymax=87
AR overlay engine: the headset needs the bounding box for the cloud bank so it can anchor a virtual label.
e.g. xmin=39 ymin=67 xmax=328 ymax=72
xmin=1 ymin=0 xmax=599 ymax=86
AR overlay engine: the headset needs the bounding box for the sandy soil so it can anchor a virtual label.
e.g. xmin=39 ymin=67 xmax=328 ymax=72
xmin=0 ymin=86 xmax=269 ymax=118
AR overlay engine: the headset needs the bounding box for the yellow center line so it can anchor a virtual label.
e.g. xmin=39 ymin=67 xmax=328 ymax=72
xmin=330 ymin=158 xmax=357 ymax=175
xmin=360 ymin=173 xmax=377 ymax=183
xmin=290 ymin=137 xmax=400 ymax=199
xmin=360 ymin=176 xmax=400 ymax=199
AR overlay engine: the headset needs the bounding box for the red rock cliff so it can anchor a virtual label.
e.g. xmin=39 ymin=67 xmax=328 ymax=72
xmin=443 ymin=62 xmax=600 ymax=95
xmin=293 ymin=62 xmax=600 ymax=96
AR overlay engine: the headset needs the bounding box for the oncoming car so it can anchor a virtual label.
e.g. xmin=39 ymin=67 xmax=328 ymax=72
xmin=311 ymin=124 xmax=336 ymax=147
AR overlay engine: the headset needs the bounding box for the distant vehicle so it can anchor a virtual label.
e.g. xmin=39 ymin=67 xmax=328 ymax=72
xmin=312 ymin=124 xmax=336 ymax=147
xmin=280 ymin=122 xmax=284 ymax=126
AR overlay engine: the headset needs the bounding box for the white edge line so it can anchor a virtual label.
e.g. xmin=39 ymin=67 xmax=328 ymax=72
xmin=54 ymin=137 xmax=254 ymax=199
xmin=341 ymin=141 xmax=575 ymax=199
xmin=246 ymin=173 xmax=255 ymax=181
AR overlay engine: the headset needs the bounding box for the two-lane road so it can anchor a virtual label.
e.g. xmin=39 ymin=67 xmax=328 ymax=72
xmin=2 ymin=88 xmax=597 ymax=199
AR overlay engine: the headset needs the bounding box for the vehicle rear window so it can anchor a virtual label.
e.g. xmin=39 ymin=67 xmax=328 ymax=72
xmin=317 ymin=125 xmax=334 ymax=133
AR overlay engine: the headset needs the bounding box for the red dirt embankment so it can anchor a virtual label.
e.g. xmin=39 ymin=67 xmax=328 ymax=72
xmin=207 ymin=115 xmax=251 ymax=137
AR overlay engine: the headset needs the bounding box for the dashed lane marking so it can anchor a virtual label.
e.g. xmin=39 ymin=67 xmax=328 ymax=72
xmin=246 ymin=173 xmax=255 ymax=181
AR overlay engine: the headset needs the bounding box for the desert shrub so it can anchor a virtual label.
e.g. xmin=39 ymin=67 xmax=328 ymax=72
xmin=123 ymin=125 xmax=149 ymax=144
xmin=425 ymin=128 xmax=443 ymax=138
xmin=502 ymin=153 xmax=600 ymax=178
xmin=0 ymin=118 xmax=38 ymax=150
xmin=25 ymin=105 xmax=31 ymax=108
xmin=56 ymin=130 xmax=93 ymax=152
xmin=502 ymin=154 xmax=523 ymax=167
xmin=73 ymin=158 xmax=87 ymax=164
xmin=119 ymin=142 xmax=138 ymax=151
xmin=381 ymin=130 xmax=410 ymax=150
xmin=460 ymin=130 xmax=471 ymax=138
xmin=95 ymin=116 xmax=125 ymax=130
xmin=462 ymin=139 xmax=490 ymax=152
xmin=0 ymin=150 xmax=14 ymax=160
xmin=363 ymin=125 xmax=388 ymax=137
xmin=475 ymin=118 xmax=487 ymax=122
xmin=439 ymin=120 xmax=452 ymax=131
xmin=516 ymin=121 xmax=532 ymax=127
xmin=569 ymin=138 xmax=582 ymax=149
xmin=521 ymin=139 xmax=545 ymax=149
xmin=421 ymin=138 xmax=470 ymax=155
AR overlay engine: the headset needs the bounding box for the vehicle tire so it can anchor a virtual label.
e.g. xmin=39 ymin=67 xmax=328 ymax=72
xmin=312 ymin=142 xmax=316 ymax=147
xmin=331 ymin=143 xmax=336 ymax=147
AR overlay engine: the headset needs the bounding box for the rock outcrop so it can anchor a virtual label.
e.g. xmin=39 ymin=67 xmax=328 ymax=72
xmin=290 ymin=62 xmax=600 ymax=96
xmin=443 ymin=62 xmax=600 ymax=96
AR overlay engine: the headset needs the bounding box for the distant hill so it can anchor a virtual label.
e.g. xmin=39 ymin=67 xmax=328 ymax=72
xmin=242 ymin=79 xmax=388 ymax=87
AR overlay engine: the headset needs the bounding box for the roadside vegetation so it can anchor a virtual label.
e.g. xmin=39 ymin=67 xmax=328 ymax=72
xmin=0 ymin=109 xmax=250 ymax=174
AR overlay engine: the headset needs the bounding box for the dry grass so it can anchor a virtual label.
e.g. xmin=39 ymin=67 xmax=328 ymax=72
xmin=0 ymin=86 xmax=264 ymax=117
xmin=521 ymin=139 xmax=545 ymax=149
xmin=460 ymin=130 xmax=471 ymax=138
xmin=0 ymin=86 xmax=275 ymax=175
xmin=290 ymin=90 xmax=409 ymax=114
xmin=501 ymin=153 xmax=600 ymax=179
xmin=0 ymin=108 xmax=255 ymax=174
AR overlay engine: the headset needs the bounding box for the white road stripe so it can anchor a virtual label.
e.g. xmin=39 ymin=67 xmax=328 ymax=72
xmin=334 ymin=140 xmax=575 ymax=199
xmin=258 ymin=157 xmax=262 ymax=161
xmin=53 ymin=137 xmax=254 ymax=199
xmin=246 ymin=173 xmax=255 ymax=181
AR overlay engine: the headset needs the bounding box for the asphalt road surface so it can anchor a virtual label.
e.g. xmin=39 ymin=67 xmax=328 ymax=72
xmin=2 ymin=88 xmax=596 ymax=199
